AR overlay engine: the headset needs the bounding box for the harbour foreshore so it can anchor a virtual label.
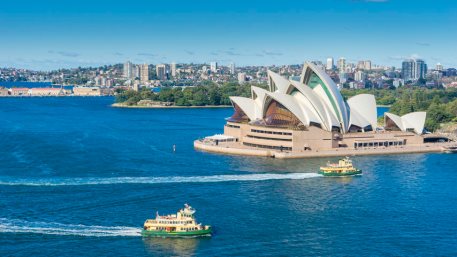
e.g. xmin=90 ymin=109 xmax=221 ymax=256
xmin=112 ymin=103 xmax=231 ymax=108
xmin=194 ymin=140 xmax=454 ymax=159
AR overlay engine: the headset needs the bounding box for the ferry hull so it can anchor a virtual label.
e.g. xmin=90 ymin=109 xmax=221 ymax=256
xmin=141 ymin=228 xmax=212 ymax=237
xmin=319 ymin=170 xmax=362 ymax=177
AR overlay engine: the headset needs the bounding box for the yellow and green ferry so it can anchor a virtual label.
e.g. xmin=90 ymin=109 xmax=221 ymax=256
xmin=319 ymin=157 xmax=362 ymax=177
xmin=142 ymin=204 xmax=212 ymax=237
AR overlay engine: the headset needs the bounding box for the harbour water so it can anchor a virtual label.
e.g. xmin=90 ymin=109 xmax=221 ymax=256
xmin=1 ymin=97 xmax=456 ymax=256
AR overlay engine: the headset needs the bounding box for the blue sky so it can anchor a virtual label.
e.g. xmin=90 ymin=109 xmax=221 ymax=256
xmin=1 ymin=0 xmax=456 ymax=70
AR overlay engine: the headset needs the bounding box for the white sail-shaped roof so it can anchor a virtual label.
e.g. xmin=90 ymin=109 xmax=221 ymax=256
xmin=402 ymin=112 xmax=426 ymax=134
xmin=300 ymin=62 xmax=350 ymax=132
xmin=290 ymin=92 xmax=323 ymax=125
xmin=385 ymin=112 xmax=404 ymax=130
xmin=347 ymin=94 xmax=378 ymax=129
xmin=229 ymin=97 xmax=258 ymax=121
xmin=251 ymin=86 xmax=269 ymax=120
xmin=349 ymin=110 xmax=371 ymax=129
xmin=384 ymin=112 xmax=426 ymax=134
xmin=227 ymin=60 xmax=427 ymax=135
xmin=267 ymin=70 xmax=289 ymax=93
xmin=263 ymin=92 xmax=313 ymax=127
xmin=287 ymin=80 xmax=339 ymax=131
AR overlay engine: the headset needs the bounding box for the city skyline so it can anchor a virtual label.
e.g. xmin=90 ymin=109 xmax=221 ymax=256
xmin=1 ymin=0 xmax=456 ymax=70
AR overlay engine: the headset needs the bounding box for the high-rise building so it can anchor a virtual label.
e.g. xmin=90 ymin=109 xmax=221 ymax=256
xmin=337 ymin=58 xmax=346 ymax=72
xmin=436 ymin=63 xmax=443 ymax=71
xmin=357 ymin=61 xmax=365 ymax=70
xmin=402 ymin=59 xmax=427 ymax=81
xmin=210 ymin=62 xmax=218 ymax=73
xmin=134 ymin=65 xmax=140 ymax=79
xmin=364 ymin=60 xmax=372 ymax=71
xmin=156 ymin=64 xmax=167 ymax=80
xmin=339 ymin=72 xmax=348 ymax=84
xmin=238 ymin=72 xmax=246 ymax=84
xmin=402 ymin=60 xmax=414 ymax=81
xmin=326 ymin=58 xmax=334 ymax=70
xmin=355 ymin=70 xmax=366 ymax=82
xmin=357 ymin=60 xmax=372 ymax=70
xmin=171 ymin=62 xmax=177 ymax=77
xmin=123 ymin=61 xmax=133 ymax=79
xmin=140 ymin=64 xmax=149 ymax=82
xmin=229 ymin=62 xmax=235 ymax=75
xmin=133 ymin=81 xmax=140 ymax=92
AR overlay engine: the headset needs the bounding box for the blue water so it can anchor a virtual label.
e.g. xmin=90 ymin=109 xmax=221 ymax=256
xmin=1 ymin=97 xmax=456 ymax=256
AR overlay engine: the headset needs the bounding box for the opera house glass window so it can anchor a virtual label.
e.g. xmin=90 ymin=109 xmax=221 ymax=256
xmin=264 ymin=100 xmax=304 ymax=129
xmin=228 ymin=103 xmax=249 ymax=123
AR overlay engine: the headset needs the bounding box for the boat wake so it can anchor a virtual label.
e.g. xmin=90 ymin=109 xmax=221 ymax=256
xmin=0 ymin=218 xmax=141 ymax=237
xmin=0 ymin=173 xmax=321 ymax=187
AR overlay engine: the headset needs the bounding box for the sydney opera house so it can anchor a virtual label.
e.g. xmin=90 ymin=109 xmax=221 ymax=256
xmin=195 ymin=62 xmax=451 ymax=158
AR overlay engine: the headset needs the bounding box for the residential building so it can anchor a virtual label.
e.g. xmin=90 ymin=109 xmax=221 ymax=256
xmin=123 ymin=61 xmax=134 ymax=79
xmin=156 ymin=64 xmax=167 ymax=80
xmin=357 ymin=61 xmax=365 ymax=70
xmin=326 ymin=58 xmax=334 ymax=70
xmin=364 ymin=60 xmax=372 ymax=71
xmin=133 ymin=82 xmax=140 ymax=92
xmin=436 ymin=63 xmax=443 ymax=71
xmin=337 ymin=58 xmax=346 ymax=72
xmin=357 ymin=60 xmax=371 ymax=70
xmin=402 ymin=59 xmax=427 ymax=81
xmin=140 ymin=64 xmax=149 ymax=82
xmin=230 ymin=62 xmax=235 ymax=75
xmin=134 ymin=65 xmax=140 ymax=79
xmin=355 ymin=70 xmax=366 ymax=82
xmin=210 ymin=62 xmax=218 ymax=73
xmin=171 ymin=62 xmax=177 ymax=77
xmin=339 ymin=72 xmax=348 ymax=83
xmin=238 ymin=73 xmax=246 ymax=84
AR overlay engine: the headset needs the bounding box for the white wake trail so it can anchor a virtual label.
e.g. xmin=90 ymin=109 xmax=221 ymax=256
xmin=0 ymin=173 xmax=321 ymax=187
xmin=0 ymin=218 xmax=141 ymax=237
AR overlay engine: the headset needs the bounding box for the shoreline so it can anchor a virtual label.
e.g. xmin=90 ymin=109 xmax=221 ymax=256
xmin=0 ymin=95 xmax=112 ymax=97
xmin=112 ymin=102 xmax=390 ymax=109
xmin=194 ymin=140 xmax=454 ymax=159
xmin=111 ymin=103 xmax=232 ymax=109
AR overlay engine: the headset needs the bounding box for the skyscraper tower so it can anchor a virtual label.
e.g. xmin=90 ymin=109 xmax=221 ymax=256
xmin=402 ymin=59 xmax=427 ymax=81
xmin=210 ymin=62 xmax=218 ymax=73
xmin=156 ymin=64 xmax=167 ymax=80
xmin=171 ymin=62 xmax=177 ymax=77
xmin=436 ymin=63 xmax=443 ymax=71
xmin=123 ymin=61 xmax=133 ymax=79
xmin=326 ymin=58 xmax=334 ymax=70
xmin=229 ymin=62 xmax=235 ymax=75
xmin=364 ymin=60 xmax=372 ymax=71
xmin=337 ymin=58 xmax=346 ymax=72
xmin=140 ymin=63 xmax=149 ymax=82
xmin=413 ymin=59 xmax=427 ymax=80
